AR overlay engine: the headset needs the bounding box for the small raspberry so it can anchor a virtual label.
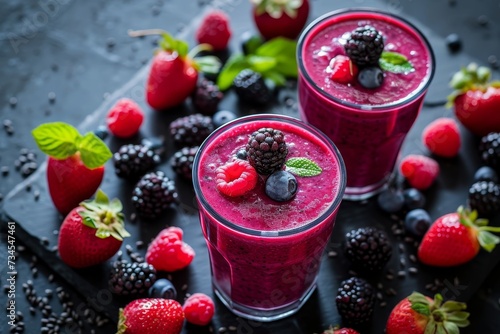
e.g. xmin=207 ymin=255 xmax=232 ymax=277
xmin=422 ymin=118 xmax=461 ymax=157
xmin=400 ymin=154 xmax=440 ymax=190
xmin=328 ymin=55 xmax=358 ymax=84
xmin=146 ymin=227 xmax=195 ymax=272
xmin=216 ymin=160 xmax=258 ymax=197
xmin=182 ymin=293 xmax=215 ymax=326
xmin=106 ymin=98 xmax=144 ymax=138
xmin=195 ymin=10 xmax=231 ymax=51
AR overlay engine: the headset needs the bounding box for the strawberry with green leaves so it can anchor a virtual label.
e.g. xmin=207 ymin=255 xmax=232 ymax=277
xmin=32 ymin=122 xmax=112 ymax=214
xmin=117 ymin=298 xmax=184 ymax=334
xmin=128 ymin=30 xmax=221 ymax=111
xmin=386 ymin=292 xmax=469 ymax=334
xmin=418 ymin=206 xmax=500 ymax=267
xmin=250 ymin=0 xmax=310 ymax=40
xmin=448 ymin=62 xmax=500 ymax=136
xmin=58 ymin=190 xmax=130 ymax=268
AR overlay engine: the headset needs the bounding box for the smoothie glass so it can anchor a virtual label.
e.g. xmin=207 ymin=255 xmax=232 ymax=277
xmin=192 ymin=114 xmax=346 ymax=321
xmin=297 ymin=8 xmax=435 ymax=200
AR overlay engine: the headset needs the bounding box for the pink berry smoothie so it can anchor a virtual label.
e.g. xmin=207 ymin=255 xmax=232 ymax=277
xmin=297 ymin=8 xmax=435 ymax=200
xmin=192 ymin=114 xmax=346 ymax=321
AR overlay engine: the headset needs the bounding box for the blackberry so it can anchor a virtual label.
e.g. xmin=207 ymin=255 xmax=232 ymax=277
xmin=109 ymin=260 xmax=157 ymax=295
xmin=344 ymin=25 xmax=384 ymax=67
xmin=169 ymin=113 xmax=214 ymax=147
xmin=191 ymin=79 xmax=223 ymax=115
xmin=245 ymin=128 xmax=288 ymax=175
xmin=132 ymin=171 xmax=178 ymax=219
xmin=335 ymin=276 xmax=375 ymax=325
xmin=233 ymin=69 xmax=272 ymax=105
xmin=171 ymin=146 xmax=199 ymax=180
xmin=479 ymin=132 xmax=500 ymax=170
xmin=344 ymin=227 xmax=392 ymax=272
xmin=468 ymin=181 xmax=500 ymax=217
xmin=113 ymin=144 xmax=160 ymax=179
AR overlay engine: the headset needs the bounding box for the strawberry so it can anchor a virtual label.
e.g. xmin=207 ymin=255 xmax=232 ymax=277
xmin=117 ymin=298 xmax=184 ymax=334
xmin=399 ymin=154 xmax=439 ymax=190
xmin=422 ymin=117 xmax=461 ymax=158
xmin=128 ymin=30 xmax=221 ymax=111
xmin=58 ymin=190 xmax=130 ymax=268
xmin=106 ymin=98 xmax=144 ymax=138
xmin=251 ymin=0 xmax=310 ymax=40
xmin=418 ymin=206 xmax=500 ymax=267
xmin=195 ymin=10 xmax=232 ymax=51
xmin=182 ymin=293 xmax=215 ymax=326
xmin=448 ymin=62 xmax=500 ymax=136
xmin=146 ymin=226 xmax=195 ymax=272
xmin=328 ymin=55 xmax=358 ymax=84
xmin=32 ymin=122 xmax=112 ymax=214
xmin=322 ymin=326 xmax=359 ymax=334
xmin=386 ymin=292 xmax=469 ymax=334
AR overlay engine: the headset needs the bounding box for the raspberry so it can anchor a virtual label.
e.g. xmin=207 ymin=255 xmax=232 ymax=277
xmin=191 ymin=79 xmax=224 ymax=115
xmin=344 ymin=25 xmax=384 ymax=67
xmin=106 ymin=98 xmax=144 ymax=138
xmin=400 ymin=154 xmax=440 ymax=190
xmin=422 ymin=118 xmax=461 ymax=157
xmin=182 ymin=293 xmax=215 ymax=326
xmin=216 ymin=160 xmax=258 ymax=197
xmin=195 ymin=10 xmax=231 ymax=51
xmin=328 ymin=55 xmax=358 ymax=84
xmin=146 ymin=226 xmax=195 ymax=272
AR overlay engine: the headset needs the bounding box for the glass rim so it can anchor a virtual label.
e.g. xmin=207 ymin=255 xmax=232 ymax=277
xmin=297 ymin=7 xmax=436 ymax=111
xmin=192 ymin=114 xmax=346 ymax=237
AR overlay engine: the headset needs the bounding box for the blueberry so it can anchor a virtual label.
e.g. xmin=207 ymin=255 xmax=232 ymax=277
xmin=403 ymin=188 xmax=426 ymax=210
xmin=94 ymin=125 xmax=109 ymax=140
xmin=265 ymin=171 xmax=298 ymax=202
xmin=241 ymin=31 xmax=264 ymax=55
xmin=236 ymin=149 xmax=247 ymax=160
xmin=213 ymin=110 xmax=237 ymax=128
xmin=445 ymin=33 xmax=462 ymax=53
xmin=474 ymin=166 xmax=499 ymax=183
xmin=404 ymin=209 xmax=432 ymax=237
xmin=377 ymin=188 xmax=405 ymax=213
xmin=148 ymin=278 xmax=177 ymax=299
xmin=358 ymin=67 xmax=384 ymax=89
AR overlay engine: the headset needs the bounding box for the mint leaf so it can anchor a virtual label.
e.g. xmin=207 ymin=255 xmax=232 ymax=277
xmin=256 ymin=37 xmax=298 ymax=78
xmin=247 ymin=55 xmax=277 ymax=72
xmin=32 ymin=122 xmax=81 ymax=159
xmin=285 ymin=157 xmax=322 ymax=177
xmin=217 ymin=54 xmax=249 ymax=90
xmin=379 ymin=51 xmax=414 ymax=74
xmin=243 ymin=34 xmax=264 ymax=55
xmin=262 ymin=70 xmax=286 ymax=86
xmin=78 ymin=132 xmax=112 ymax=169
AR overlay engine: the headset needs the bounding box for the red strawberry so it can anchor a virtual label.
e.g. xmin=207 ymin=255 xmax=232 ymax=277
xmin=422 ymin=117 xmax=461 ymax=158
xmin=195 ymin=10 xmax=232 ymax=51
xmin=106 ymin=98 xmax=144 ymax=138
xmin=328 ymin=55 xmax=358 ymax=84
xmin=251 ymin=0 xmax=310 ymax=40
xmin=418 ymin=206 xmax=500 ymax=267
xmin=182 ymin=293 xmax=215 ymax=326
xmin=32 ymin=122 xmax=112 ymax=214
xmin=146 ymin=226 xmax=195 ymax=272
xmin=399 ymin=154 xmax=439 ymax=190
xmin=58 ymin=190 xmax=130 ymax=268
xmin=117 ymin=298 xmax=184 ymax=334
xmin=322 ymin=327 xmax=359 ymax=334
xmin=449 ymin=62 xmax=500 ymax=136
xmin=216 ymin=160 xmax=258 ymax=197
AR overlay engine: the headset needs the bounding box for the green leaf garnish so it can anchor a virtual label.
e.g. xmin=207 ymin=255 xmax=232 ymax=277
xmin=32 ymin=122 xmax=81 ymax=159
xmin=78 ymin=132 xmax=112 ymax=169
xmin=217 ymin=54 xmax=250 ymax=90
xmin=159 ymin=32 xmax=189 ymax=57
xmin=379 ymin=51 xmax=414 ymax=74
xmin=285 ymin=157 xmax=322 ymax=177
xmin=194 ymin=55 xmax=222 ymax=76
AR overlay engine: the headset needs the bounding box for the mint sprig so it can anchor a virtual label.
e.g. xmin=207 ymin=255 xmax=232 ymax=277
xmin=217 ymin=37 xmax=298 ymax=90
xmin=32 ymin=122 xmax=112 ymax=169
xmin=285 ymin=157 xmax=322 ymax=177
xmin=379 ymin=51 xmax=414 ymax=74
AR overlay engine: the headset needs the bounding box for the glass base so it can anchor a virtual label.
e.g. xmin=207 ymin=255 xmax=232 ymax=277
xmin=213 ymin=280 xmax=317 ymax=322
xmin=343 ymin=177 xmax=389 ymax=201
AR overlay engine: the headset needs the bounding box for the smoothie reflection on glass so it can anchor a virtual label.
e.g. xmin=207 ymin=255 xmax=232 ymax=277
xmin=298 ymin=8 xmax=435 ymax=200
xmin=192 ymin=114 xmax=346 ymax=322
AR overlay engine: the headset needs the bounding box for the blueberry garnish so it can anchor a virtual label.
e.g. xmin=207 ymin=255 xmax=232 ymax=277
xmin=473 ymin=166 xmax=498 ymax=183
xmin=377 ymin=188 xmax=404 ymax=213
xmin=403 ymin=188 xmax=426 ymax=210
xmin=265 ymin=171 xmax=298 ymax=202
xmin=236 ymin=149 xmax=247 ymax=160
xmin=358 ymin=67 xmax=384 ymax=89
xmin=148 ymin=278 xmax=177 ymax=299
xmin=212 ymin=110 xmax=237 ymax=128
xmin=404 ymin=209 xmax=432 ymax=237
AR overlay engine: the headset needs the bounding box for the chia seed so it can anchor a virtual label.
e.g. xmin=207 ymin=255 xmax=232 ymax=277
xmin=9 ymin=97 xmax=17 ymax=107
xmin=48 ymin=91 xmax=56 ymax=103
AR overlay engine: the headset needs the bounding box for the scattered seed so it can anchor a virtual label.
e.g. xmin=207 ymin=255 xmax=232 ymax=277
xmin=376 ymin=282 xmax=384 ymax=290
xmin=404 ymin=236 xmax=414 ymax=243
xmin=135 ymin=240 xmax=144 ymax=249
xmin=385 ymin=274 xmax=394 ymax=281
xmin=9 ymin=97 xmax=17 ymax=107
xmin=425 ymin=283 xmax=434 ymax=290
xmin=48 ymin=274 xmax=54 ymax=282
xmin=379 ymin=301 xmax=387 ymax=307
xmin=409 ymin=254 xmax=417 ymax=263
xmin=106 ymin=37 xmax=116 ymax=48
xmin=181 ymin=284 xmax=188 ymax=291
xmin=327 ymin=250 xmax=337 ymax=258
xmin=386 ymin=288 xmax=397 ymax=296
xmin=151 ymin=5 xmax=161 ymax=15
xmin=398 ymin=243 xmax=405 ymax=252
xmin=397 ymin=271 xmax=406 ymax=278
xmin=399 ymin=257 xmax=406 ymax=267
xmin=41 ymin=237 xmax=49 ymax=246
xmin=348 ymin=270 xmax=358 ymax=276
xmin=376 ymin=292 xmax=384 ymax=300
xmin=218 ymin=327 xmax=227 ymax=333
xmin=445 ymin=33 xmax=462 ymax=52
xmin=478 ymin=15 xmax=489 ymax=26
xmin=454 ymin=277 xmax=460 ymax=287
xmin=48 ymin=92 xmax=56 ymax=103
xmin=408 ymin=267 xmax=418 ymax=274
xmin=228 ymin=326 xmax=237 ymax=331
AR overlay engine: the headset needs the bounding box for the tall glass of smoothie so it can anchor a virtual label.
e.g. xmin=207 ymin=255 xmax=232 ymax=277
xmin=297 ymin=8 xmax=435 ymax=200
xmin=192 ymin=114 xmax=346 ymax=321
